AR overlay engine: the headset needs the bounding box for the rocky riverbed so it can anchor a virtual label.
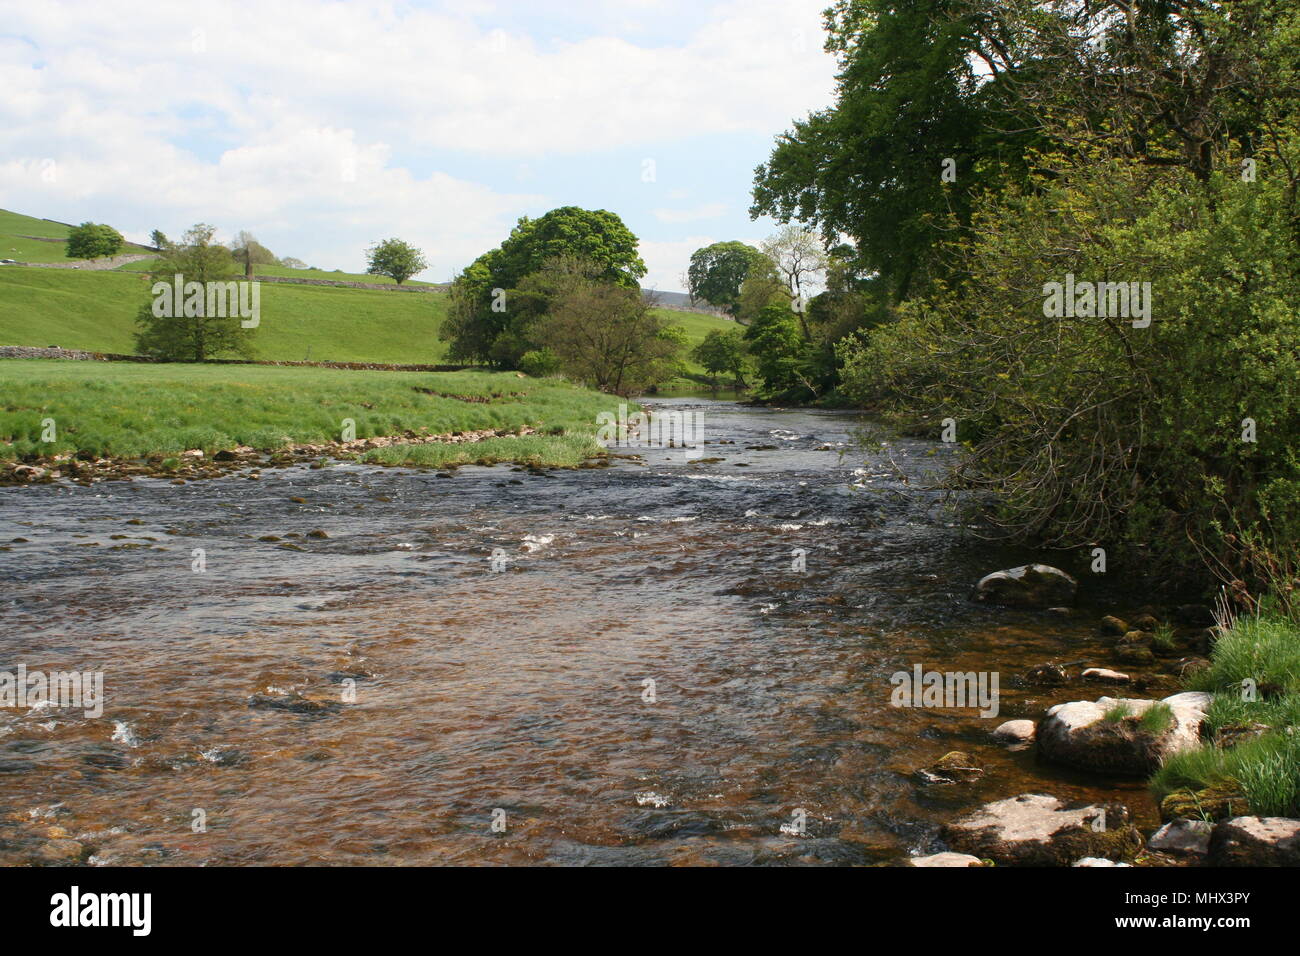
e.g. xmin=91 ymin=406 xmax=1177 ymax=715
xmin=1 ymin=399 xmax=1294 ymax=866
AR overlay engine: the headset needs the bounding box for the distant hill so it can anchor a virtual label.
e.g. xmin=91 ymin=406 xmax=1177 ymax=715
xmin=643 ymin=288 xmax=726 ymax=315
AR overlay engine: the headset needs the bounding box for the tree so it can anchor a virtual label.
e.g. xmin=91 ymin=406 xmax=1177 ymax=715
xmin=744 ymin=304 xmax=810 ymax=396
xmin=534 ymin=276 xmax=682 ymax=395
xmin=365 ymin=238 xmax=428 ymax=284
xmin=687 ymin=241 xmax=769 ymax=316
xmin=735 ymin=256 xmax=788 ymax=325
xmin=760 ymin=225 xmax=828 ymax=335
xmin=492 ymin=206 xmax=646 ymax=290
xmin=440 ymin=207 xmax=646 ymax=367
xmin=66 ymin=222 xmax=124 ymax=259
xmin=692 ymin=328 xmax=749 ymax=388
xmin=752 ymin=0 xmax=1038 ymax=302
xmin=229 ymin=231 xmax=277 ymax=279
xmin=149 ymin=229 xmax=169 ymax=251
xmin=133 ymin=223 xmax=255 ymax=362
xmin=279 ymin=257 xmax=308 ymax=269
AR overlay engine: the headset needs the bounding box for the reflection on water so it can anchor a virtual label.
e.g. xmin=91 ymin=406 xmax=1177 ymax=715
xmin=0 ymin=400 xmax=1163 ymax=865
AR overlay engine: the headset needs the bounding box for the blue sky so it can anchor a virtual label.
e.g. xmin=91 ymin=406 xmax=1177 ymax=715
xmin=0 ymin=0 xmax=838 ymax=291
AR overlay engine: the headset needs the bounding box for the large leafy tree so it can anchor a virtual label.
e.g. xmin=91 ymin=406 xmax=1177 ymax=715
xmin=687 ymin=241 xmax=769 ymax=316
xmin=751 ymin=0 xmax=1034 ymax=302
xmin=365 ymin=238 xmax=428 ymax=284
xmin=692 ymin=328 xmax=750 ymax=388
xmin=533 ymin=272 xmax=682 ymax=396
xmin=66 ymin=222 xmax=124 ymax=259
xmin=441 ymin=207 xmax=646 ymax=367
xmin=134 ymin=223 xmax=255 ymax=362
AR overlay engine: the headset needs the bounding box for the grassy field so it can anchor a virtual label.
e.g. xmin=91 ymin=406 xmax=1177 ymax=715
xmin=0 ymin=360 xmax=618 ymax=466
xmin=0 ymin=265 xmax=736 ymax=370
xmin=0 ymin=268 xmax=451 ymax=363
xmin=0 ymin=208 xmax=154 ymax=263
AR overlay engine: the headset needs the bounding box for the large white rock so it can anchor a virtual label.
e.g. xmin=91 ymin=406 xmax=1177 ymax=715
xmin=1074 ymin=857 xmax=1132 ymax=867
xmin=972 ymin=564 xmax=1078 ymax=608
xmin=1036 ymin=691 xmax=1209 ymax=776
xmin=942 ymin=793 xmax=1141 ymax=866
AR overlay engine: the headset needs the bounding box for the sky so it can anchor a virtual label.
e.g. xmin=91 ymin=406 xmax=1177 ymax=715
xmin=0 ymin=0 xmax=839 ymax=291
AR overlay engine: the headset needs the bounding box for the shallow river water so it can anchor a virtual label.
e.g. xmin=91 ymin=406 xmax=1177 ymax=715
xmin=0 ymin=399 xmax=1165 ymax=865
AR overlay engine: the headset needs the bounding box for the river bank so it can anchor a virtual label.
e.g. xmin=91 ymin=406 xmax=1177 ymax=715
xmin=0 ymin=360 xmax=616 ymax=485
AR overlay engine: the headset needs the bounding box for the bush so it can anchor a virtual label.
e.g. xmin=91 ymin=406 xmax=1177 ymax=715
xmin=840 ymin=139 xmax=1300 ymax=585
xmin=66 ymin=222 xmax=124 ymax=259
xmin=518 ymin=348 xmax=561 ymax=378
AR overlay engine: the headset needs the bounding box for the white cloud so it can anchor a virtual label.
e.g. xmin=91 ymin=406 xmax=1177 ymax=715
xmin=0 ymin=0 xmax=835 ymax=284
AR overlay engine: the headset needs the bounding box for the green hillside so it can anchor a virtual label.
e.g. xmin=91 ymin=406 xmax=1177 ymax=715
xmin=0 ymin=206 xmax=738 ymax=372
xmin=0 ymin=266 xmax=736 ymax=367
xmin=0 ymin=208 xmax=75 ymax=239
xmin=0 ymin=268 xmax=450 ymax=363
xmin=0 ymin=208 xmax=154 ymax=262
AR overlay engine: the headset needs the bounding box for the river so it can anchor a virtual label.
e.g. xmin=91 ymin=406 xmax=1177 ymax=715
xmin=0 ymin=399 xmax=1164 ymax=865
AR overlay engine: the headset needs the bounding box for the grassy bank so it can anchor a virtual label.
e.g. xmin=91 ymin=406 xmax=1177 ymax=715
xmin=0 ymin=360 xmax=617 ymax=468
xmin=1151 ymin=608 xmax=1300 ymax=817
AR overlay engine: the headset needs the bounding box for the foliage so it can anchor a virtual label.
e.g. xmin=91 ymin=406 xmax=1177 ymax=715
xmin=133 ymin=223 xmax=256 ymax=362
xmin=365 ymin=237 xmax=428 ymax=285
xmin=229 ymin=230 xmax=277 ymax=278
xmin=691 ymin=328 xmax=749 ymax=388
xmin=532 ymin=275 xmax=683 ymax=396
xmin=687 ymin=241 xmax=769 ymax=316
xmin=65 ymin=222 xmax=124 ymax=259
xmin=440 ymin=207 xmax=645 ymax=367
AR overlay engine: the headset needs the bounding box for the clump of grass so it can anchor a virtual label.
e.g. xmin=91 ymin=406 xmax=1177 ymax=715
xmin=1151 ymin=607 xmax=1300 ymax=817
xmin=1153 ymin=730 xmax=1300 ymax=817
xmin=361 ymin=433 xmax=604 ymax=469
xmin=1102 ymin=701 xmax=1131 ymax=723
xmin=1137 ymin=701 xmax=1175 ymax=733
xmin=1150 ymin=624 xmax=1177 ymax=652
xmin=1186 ymin=611 xmax=1300 ymax=699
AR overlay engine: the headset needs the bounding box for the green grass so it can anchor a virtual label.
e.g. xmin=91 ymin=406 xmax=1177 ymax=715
xmin=0 ymin=208 xmax=75 ymax=239
xmin=0 ymin=360 xmax=620 ymax=466
xmin=363 ymin=432 xmax=603 ymax=469
xmin=0 ymin=268 xmax=450 ymax=363
xmin=0 ymin=235 xmax=78 ymax=263
xmin=1150 ymin=609 xmax=1300 ymax=817
xmin=1137 ymin=701 xmax=1175 ymax=733
xmin=0 ymin=268 xmax=734 ymax=374
xmin=1102 ymin=701 xmax=1131 ymax=723
xmin=0 ymin=208 xmax=153 ymax=263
